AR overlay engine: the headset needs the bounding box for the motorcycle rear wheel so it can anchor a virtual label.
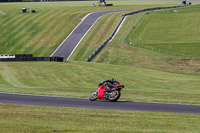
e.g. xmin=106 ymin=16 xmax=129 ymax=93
xmin=108 ymin=90 xmax=121 ymax=102
xmin=89 ymin=92 xmax=97 ymax=101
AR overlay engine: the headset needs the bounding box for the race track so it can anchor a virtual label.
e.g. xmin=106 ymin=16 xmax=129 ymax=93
xmin=2 ymin=9 xmax=200 ymax=114
xmin=50 ymin=9 xmax=132 ymax=60
xmin=0 ymin=93 xmax=200 ymax=114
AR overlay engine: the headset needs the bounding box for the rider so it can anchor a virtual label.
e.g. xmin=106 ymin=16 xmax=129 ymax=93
xmin=103 ymin=78 xmax=120 ymax=91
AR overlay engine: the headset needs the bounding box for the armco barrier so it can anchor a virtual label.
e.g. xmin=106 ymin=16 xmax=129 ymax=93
xmin=86 ymin=6 xmax=181 ymax=62
xmin=0 ymin=54 xmax=63 ymax=62
xmin=86 ymin=15 xmax=126 ymax=62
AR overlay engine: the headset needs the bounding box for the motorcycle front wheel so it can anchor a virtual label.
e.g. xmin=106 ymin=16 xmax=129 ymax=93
xmin=108 ymin=90 xmax=121 ymax=102
xmin=89 ymin=92 xmax=97 ymax=101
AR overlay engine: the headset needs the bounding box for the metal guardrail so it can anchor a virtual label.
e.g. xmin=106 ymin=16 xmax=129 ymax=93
xmin=86 ymin=15 xmax=126 ymax=62
xmin=86 ymin=6 xmax=182 ymax=62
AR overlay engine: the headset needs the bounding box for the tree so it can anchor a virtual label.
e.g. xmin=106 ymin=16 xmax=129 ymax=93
xmin=0 ymin=0 xmax=22 ymax=2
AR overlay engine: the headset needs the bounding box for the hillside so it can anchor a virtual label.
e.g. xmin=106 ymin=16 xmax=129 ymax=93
xmin=0 ymin=1 xmax=199 ymax=105
xmin=0 ymin=61 xmax=200 ymax=104
xmin=71 ymin=4 xmax=200 ymax=74
xmin=96 ymin=5 xmax=200 ymax=74
xmin=0 ymin=1 xmax=180 ymax=56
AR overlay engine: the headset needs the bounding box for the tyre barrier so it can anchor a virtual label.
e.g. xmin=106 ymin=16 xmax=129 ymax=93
xmin=0 ymin=54 xmax=63 ymax=62
xmin=86 ymin=6 xmax=182 ymax=62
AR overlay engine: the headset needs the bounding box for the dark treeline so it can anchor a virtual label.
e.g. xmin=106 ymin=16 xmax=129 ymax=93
xmin=0 ymin=0 xmax=22 ymax=2
xmin=0 ymin=0 xmax=90 ymax=2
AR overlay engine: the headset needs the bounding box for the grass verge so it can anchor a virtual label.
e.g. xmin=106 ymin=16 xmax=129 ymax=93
xmin=0 ymin=61 xmax=200 ymax=105
xmin=0 ymin=103 xmax=200 ymax=133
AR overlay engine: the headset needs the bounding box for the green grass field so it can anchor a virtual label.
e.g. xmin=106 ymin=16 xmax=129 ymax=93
xmin=0 ymin=61 xmax=200 ymax=105
xmin=0 ymin=1 xmax=181 ymax=56
xmin=0 ymin=103 xmax=200 ymax=133
xmin=127 ymin=5 xmax=200 ymax=58
xmin=71 ymin=4 xmax=200 ymax=74
xmin=0 ymin=2 xmax=95 ymax=56
xmin=0 ymin=1 xmax=200 ymax=132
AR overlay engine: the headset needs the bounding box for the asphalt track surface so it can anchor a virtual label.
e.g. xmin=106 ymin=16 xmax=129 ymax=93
xmin=50 ymin=9 xmax=132 ymax=60
xmin=0 ymin=93 xmax=200 ymax=114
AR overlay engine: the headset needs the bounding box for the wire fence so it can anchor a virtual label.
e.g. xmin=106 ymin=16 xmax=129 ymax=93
xmin=131 ymin=43 xmax=200 ymax=59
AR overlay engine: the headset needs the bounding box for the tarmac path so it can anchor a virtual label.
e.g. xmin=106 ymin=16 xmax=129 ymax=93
xmin=0 ymin=93 xmax=200 ymax=114
xmin=50 ymin=9 xmax=132 ymax=60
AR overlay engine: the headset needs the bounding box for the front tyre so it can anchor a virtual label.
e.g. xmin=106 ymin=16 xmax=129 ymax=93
xmin=108 ymin=90 xmax=121 ymax=102
xmin=89 ymin=92 xmax=97 ymax=101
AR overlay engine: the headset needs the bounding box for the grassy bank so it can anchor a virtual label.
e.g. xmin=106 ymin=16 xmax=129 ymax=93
xmin=127 ymin=5 xmax=200 ymax=58
xmin=0 ymin=61 xmax=200 ymax=105
xmin=70 ymin=2 xmax=184 ymax=62
xmin=73 ymin=4 xmax=200 ymax=74
xmin=0 ymin=103 xmax=200 ymax=133
xmin=0 ymin=1 xmax=181 ymax=57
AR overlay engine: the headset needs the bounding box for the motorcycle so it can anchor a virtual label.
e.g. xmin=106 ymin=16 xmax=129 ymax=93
xmin=89 ymin=82 xmax=124 ymax=102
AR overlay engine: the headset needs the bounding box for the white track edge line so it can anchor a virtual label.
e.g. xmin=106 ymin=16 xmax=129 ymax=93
xmin=50 ymin=13 xmax=92 ymax=57
xmin=66 ymin=16 xmax=102 ymax=61
xmin=109 ymin=16 xmax=127 ymax=42
xmin=67 ymin=10 xmax=130 ymax=60
xmin=50 ymin=10 xmax=131 ymax=58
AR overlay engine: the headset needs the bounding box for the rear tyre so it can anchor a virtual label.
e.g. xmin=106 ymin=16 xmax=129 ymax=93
xmin=89 ymin=92 xmax=97 ymax=101
xmin=108 ymin=90 xmax=121 ymax=102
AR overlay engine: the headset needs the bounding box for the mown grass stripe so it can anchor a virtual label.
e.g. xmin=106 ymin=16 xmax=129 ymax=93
xmin=28 ymin=13 xmax=73 ymax=56
xmin=0 ymin=61 xmax=200 ymax=104
xmin=1 ymin=13 xmax=41 ymax=51
xmin=32 ymin=10 xmax=87 ymax=56
xmin=6 ymin=14 xmax=42 ymax=53
xmin=15 ymin=10 xmax=57 ymax=54
xmin=23 ymin=9 xmax=84 ymax=56
xmin=26 ymin=11 xmax=66 ymax=55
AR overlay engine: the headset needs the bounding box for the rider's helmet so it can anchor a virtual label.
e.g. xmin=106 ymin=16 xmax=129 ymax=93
xmin=112 ymin=78 xmax=116 ymax=82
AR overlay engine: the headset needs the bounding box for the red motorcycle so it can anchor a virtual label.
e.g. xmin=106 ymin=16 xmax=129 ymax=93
xmin=89 ymin=82 xmax=124 ymax=102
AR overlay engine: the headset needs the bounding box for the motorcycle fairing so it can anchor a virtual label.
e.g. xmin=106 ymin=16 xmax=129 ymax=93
xmin=97 ymin=85 xmax=106 ymax=98
xmin=114 ymin=84 xmax=125 ymax=88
